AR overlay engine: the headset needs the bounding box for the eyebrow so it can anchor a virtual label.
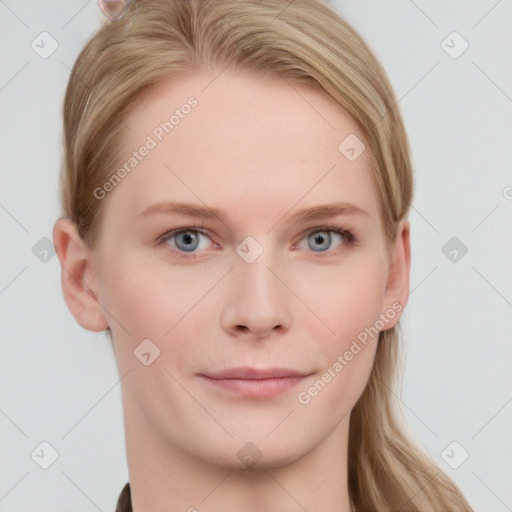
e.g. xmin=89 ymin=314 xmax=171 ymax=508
xmin=137 ymin=200 xmax=371 ymax=232
xmin=137 ymin=200 xmax=369 ymax=225
xmin=136 ymin=201 xmax=370 ymax=228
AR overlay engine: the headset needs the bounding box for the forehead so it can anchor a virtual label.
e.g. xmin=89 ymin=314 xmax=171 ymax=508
xmin=106 ymin=67 xmax=379 ymax=227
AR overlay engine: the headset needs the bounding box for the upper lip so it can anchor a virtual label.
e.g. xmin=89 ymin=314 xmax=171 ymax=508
xmin=200 ymin=367 xmax=310 ymax=380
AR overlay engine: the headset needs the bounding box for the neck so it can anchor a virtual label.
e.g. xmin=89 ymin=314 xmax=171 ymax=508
xmin=123 ymin=404 xmax=352 ymax=512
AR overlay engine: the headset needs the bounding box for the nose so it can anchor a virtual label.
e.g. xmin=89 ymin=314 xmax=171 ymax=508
xmin=219 ymin=247 xmax=292 ymax=340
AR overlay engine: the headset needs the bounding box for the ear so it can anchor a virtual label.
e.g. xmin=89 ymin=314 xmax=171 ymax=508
xmin=381 ymin=219 xmax=411 ymax=328
xmin=52 ymin=217 xmax=109 ymax=332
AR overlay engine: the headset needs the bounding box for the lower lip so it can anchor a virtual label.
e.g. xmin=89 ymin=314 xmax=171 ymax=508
xmin=199 ymin=375 xmax=307 ymax=397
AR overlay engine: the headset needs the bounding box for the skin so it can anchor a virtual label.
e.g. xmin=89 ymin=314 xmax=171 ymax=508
xmin=53 ymin=66 xmax=410 ymax=512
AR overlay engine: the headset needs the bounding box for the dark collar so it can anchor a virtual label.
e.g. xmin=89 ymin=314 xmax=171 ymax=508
xmin=115 ymin=483 xmax=132 ymax=512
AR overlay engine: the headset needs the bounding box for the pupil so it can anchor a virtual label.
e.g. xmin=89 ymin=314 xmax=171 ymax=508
xmin=311 ymin=231 xmax=329 ymax=251
xmin=179 ymin=232 xmax=197 ymax=251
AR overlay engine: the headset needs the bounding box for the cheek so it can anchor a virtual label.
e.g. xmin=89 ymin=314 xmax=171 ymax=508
xmin=101 ymin=259 xmax=168 ymax=338
xmin=98 ymin=252 xmax=224 ymax=360
xmin=291 ymin=256 xmax=386 ymax=408
xmin=294 ymin=253 xmax=387 ymax=344
xmin=101 ymin=253 xmax=182 ymax=323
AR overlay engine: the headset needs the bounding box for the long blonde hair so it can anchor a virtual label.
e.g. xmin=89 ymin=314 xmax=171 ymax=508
xmin=59 ymin=1 xmax=473 ymax=510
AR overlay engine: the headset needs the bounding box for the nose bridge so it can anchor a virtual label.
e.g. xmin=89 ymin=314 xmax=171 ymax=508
xmin=236 ymin=235 xmax=283 ymax=307
xmin=220 ymin=234 xmax=291 ymax=336
xmin=238 ymin=238 xmax=277 ymax=296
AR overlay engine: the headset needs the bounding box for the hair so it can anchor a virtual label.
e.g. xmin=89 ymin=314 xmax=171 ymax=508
xmin=58 ymin=1 xmax=473 ymax=510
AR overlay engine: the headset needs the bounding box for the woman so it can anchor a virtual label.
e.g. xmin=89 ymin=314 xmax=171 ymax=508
xmin=52 ymin=0 xmax=474 ymax=510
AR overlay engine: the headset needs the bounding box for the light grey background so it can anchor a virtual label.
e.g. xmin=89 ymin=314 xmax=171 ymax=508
xmin=1 ymin=0 xmax=511 ymax=510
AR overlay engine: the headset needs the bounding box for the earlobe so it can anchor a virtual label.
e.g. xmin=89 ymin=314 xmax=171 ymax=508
xmin=52 ymin=218 xmax=109 ymax=332
xmin=381 ymin=219 xmax=411 ymax=328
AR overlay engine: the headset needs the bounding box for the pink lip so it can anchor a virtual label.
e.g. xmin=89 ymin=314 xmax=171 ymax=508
xmin=199 ymin=367 xmax=311 ymax=397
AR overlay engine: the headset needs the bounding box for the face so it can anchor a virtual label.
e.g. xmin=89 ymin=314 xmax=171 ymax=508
xmin=77 ymin=67 xmax=407 ymax=469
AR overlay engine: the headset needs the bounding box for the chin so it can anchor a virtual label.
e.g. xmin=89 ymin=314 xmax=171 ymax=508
xmin=191 ymin=429 xmax=318 ymax=472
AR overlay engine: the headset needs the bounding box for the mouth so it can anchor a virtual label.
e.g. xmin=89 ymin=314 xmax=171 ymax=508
xmin=198 ymin=367 xmax=312 ymax=398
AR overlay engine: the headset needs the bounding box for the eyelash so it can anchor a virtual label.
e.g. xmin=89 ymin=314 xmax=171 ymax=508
xmin=157 ymin=224 xmax=356 ymax=258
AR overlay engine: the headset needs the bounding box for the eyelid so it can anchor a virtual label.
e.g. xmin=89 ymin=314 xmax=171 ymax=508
xmin=292 ymin=225 xmax=355 ymax=252
xmin=157 ymin=226 xmax=215 ymax=249
xmin=295 ymin=224 xmax=354 ymax=241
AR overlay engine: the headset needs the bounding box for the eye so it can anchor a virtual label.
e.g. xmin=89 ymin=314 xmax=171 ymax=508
xmin=159 ymin=228 xmax=215 ymax=254
xmin=295 ymin=226 xmax=355 ymax=254
xmin=157 ymin=225 xmax=355 ymax=258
